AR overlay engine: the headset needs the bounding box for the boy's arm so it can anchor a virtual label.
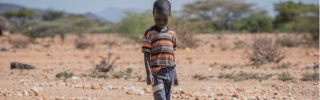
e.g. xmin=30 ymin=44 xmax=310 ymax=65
xmin=144 ymin=52 xmax=154 ymax=85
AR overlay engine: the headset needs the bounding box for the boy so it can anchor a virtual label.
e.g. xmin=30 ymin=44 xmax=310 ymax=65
xmin=141 ymin=0 xmax=178 ymax=100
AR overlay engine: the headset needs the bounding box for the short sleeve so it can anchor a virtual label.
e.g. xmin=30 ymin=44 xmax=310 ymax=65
xmin=141 ymin=30 xmax=152 ymax=53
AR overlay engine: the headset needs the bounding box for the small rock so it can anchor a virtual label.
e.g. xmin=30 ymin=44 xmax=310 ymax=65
xmin=83 ymin=84 xmax=91 ymax=89
xmin=91 ymin=85 xmax=101 ymax=90
xmin=55 ymin=97 xmax=64 ymax=100
xmin=236 ymin=88 xmax=245 ymax=92
xmin=217 ymin=93 xmax=223 ymax=96
xmin=232 ymin=94 xmax=240 ymax=98
xmin=135 ymin=89 xmax=145 ymax=95
xmin=31 ymin=87 xmax=43 ymax=92
xmin=23 ymin=90 xmax=29 ymax=96
xmin=143 ymin=88 xmax=152 ymax=93
xmin=126 ymin=89 xmax=135 ymax=95
xmin=16 ymin=91 xmax=23 ymax=96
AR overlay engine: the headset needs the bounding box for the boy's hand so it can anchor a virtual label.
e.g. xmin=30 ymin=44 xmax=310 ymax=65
xmin=147 ymin=74 xmax=154 ymax=85
xmin=174 ymin=73 xmax=178 ymax=86
xmin=174 ymin=79 xmax=178 ymax=86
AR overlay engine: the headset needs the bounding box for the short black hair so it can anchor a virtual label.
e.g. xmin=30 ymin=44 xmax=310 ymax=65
xmin=153 ymin=0 xmax=171 ymax=15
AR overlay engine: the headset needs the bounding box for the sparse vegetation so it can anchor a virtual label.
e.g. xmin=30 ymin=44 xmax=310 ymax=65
xmin=276 ymin=36 xmax=300 ymax=47
xmin=75 ymin=34 xmax=94 ymax=50
xmin=272 ymin=62 xmax=291 ymax=69
xmin=221 ymin=64 xmax=237 ymax=69
xmin=112 ymin=68 xmax=133 ymax=79
xmin=56 ymin=71 xmax=74 ymax=78
xmin=246 ymin=36 xmax=285 ymax=65
xmin=278 ymin=72 xmax=294 ymax=82
xmin=301 ymin=72 xmax=319 ymax=81
xmin=8 ymin=38 xmax=29 ymax=49
xmin=193 ymin=74 xmax=210 ymax=80
xmin=218 ymin=71 xmax=273 ymax=81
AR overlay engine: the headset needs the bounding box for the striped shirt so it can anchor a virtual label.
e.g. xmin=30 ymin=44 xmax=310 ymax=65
xmin=142 ymin=25 xmax=177 ymax=72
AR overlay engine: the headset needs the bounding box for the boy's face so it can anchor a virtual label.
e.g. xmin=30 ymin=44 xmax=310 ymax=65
xmin=153 ymin=9 xmax=170 ymax=29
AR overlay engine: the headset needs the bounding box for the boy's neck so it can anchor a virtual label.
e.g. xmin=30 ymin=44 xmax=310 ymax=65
xmin=153 ymin=25 xmax=168 ymax=32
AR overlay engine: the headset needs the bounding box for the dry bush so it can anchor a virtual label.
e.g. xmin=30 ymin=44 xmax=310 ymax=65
xmin=276 ymin=35 xmax=300 ymax=47
xmin=301 ymin=72 xmax=319 ymax=81
xmin=75 ymin=34 xmax=94 ymax=50
xmin=95 ymin=52 xmax=120 ymax=73
xmin=8 ymin=38 xmax=29 ymax=49
xmin=172 ymin=19 xmax=198 ymax=49
xmin=218 ymin=71 xmax=273 ymax=81
xmin=278 ymin=72 xmax=294 ymax=82
xmin=246 ymin=36 xmax=285 ymax=65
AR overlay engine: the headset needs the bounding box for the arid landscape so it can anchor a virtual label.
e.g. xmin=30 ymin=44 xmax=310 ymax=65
xmin=0 ymin=33 xmax=318 ymax=100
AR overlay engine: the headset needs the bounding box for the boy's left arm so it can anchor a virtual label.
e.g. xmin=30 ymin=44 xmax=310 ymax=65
xmin=173 ymin=31 xmax=178 ymax=86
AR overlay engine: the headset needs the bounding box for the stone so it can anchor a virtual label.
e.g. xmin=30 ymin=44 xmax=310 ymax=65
xmin=217 ymin=93 xmax=223 ymax=96
xmin=143 ymin=88 xmax=152 ymax=93
xmin=236 ymin=88 xmax=245 ymax=92
xmin=83 ymin=84 xmax=91 ymax=89
xmin=126 ymin=89 xmax=135 ymax=95
xmin=135 ymin=89 xmax=145 ymax=95
xmin=16 ymin=91 xmax=23 ymax=96
xmin=91 ymin=85 xmax=101 ymax=90
xmin=23 ymin=90 xmax=29 ymax=96
xmin=232 ymin=94 xmax=240 ymax=98
xmin=10 ymin=62 xmax=36 ymax=70
xmin=31 ymin=87 xmax=43 ymax=92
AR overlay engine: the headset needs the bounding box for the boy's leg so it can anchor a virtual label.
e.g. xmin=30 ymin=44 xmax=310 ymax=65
xmin=152 ymin=69 xmax=166 ymax=100
xmin=165 ymin=68 xmax=176 ymax=100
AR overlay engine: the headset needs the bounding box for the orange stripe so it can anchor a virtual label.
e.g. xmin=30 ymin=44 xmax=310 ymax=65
xmin=142 ymin=42 xmax=151 ymax=48
xmin=146 ymin=30 xmax=156 ymax=38
xmin=151 ymin=67 xmax=162 ymax=72
xmin=151 ymin=54 xmax=174 ymax=61
xmin=151 ymin=40 xmax=173 ymax=47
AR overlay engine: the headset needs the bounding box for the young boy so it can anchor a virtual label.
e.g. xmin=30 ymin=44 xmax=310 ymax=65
xmin=141 ymin=0 xmax=178 ymax=100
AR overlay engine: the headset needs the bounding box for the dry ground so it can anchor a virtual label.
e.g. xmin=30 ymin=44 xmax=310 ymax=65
xmin=0 ymin=33 xmax=319 ymax=100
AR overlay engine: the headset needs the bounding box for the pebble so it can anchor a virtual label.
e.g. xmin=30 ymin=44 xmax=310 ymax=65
xmin=232 ymin=94 xmax=240 ymax=98
xmin=83 ymin=84 xmax=91 ymax=89
xmin=236 ymin=88 xmax=245 ymax=92
xmin=31 ymin=87 xmax=43 ymax=92
xmin=91 ymin=85 xmax=101 ymax=90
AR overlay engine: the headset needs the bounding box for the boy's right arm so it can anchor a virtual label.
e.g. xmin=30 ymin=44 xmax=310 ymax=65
xmin=144 ymin=52 xmax=154 ymax=85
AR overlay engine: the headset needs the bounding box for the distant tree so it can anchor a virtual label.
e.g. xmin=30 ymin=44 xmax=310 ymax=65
xmin=183 ymin=0 xmax=264 ymax=30
xmin=0 ymin=16 xmax=11 ymax=36
xmin=231 ymin=14 xmax=273 ymax=33
xmin=116 ymin=11 xmax=153 ymax=41
xmin=42 ymin=10 xmax=65 ymax=21
xmin=2 ymin=8 xmax=38 ymax=31
xmin=274 ymin=1 xmax=319 ymax=41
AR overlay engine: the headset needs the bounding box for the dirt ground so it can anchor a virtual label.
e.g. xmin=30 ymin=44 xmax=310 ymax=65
xmin=0 ymin=33 xmax=319 ymax=100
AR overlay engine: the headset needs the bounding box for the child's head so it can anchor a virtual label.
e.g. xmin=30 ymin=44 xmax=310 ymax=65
xmin=153 ymin=0 xmax=171 ymax=29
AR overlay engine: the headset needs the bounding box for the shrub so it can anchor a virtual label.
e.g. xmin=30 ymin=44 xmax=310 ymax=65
xmin=246 ymin=36 xmax=285 ymax=65
xmin=218 ymin=72 xmax=273 ymax=81
xmin=56 ymin=71 xmax=74 ymax=78
xmin=75 ymin=34 xmax=94 ymax=50
xmin=276 ymin=35 xmax=300 ymax=47
xmin=193 ymin=74 xmax=208 ymax=80
xmin=95 ymin=52 xmax=120 ymax=72
xmin=278 ymin=72 xmax=294 ymax=82
xmin=112 ymin=68 xmax=133 ymax=79
xmin=8 ymin=38 xmax=29 ymax=49
xmin=301 ymin=72 xmax=319 ymax=81
xmin=272 ymin=62 xmax=291 ymax=69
